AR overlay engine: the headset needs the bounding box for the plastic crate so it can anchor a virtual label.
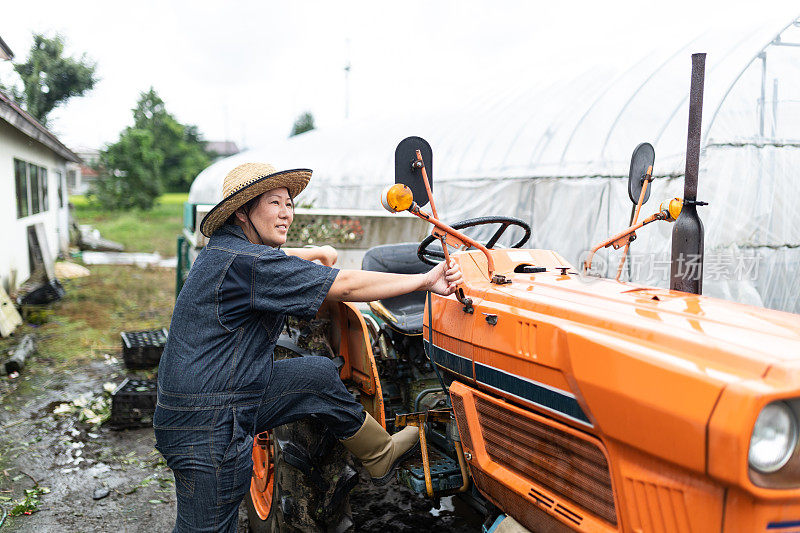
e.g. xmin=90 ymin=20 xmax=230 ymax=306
xmin=109 ymin=378 xmax=157 ymax=429
xmin=121 ymin=328 xmax=167 ymax=369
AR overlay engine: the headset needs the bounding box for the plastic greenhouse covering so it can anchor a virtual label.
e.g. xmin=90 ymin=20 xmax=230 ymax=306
xmin=190 ymin=13 xmax=800 ymax=315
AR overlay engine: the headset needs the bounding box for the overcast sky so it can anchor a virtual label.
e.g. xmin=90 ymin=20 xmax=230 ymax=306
xmin=1 ymin=1 xmax=797 ymax=152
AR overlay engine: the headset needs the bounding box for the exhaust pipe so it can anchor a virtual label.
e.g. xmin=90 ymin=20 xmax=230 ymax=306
xmin=671 ymin=53 xmax=708 ymax=295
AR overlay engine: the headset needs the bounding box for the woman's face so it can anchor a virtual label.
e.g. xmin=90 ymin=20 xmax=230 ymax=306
xmin=247 ymin=187 xmax=294 ymax=247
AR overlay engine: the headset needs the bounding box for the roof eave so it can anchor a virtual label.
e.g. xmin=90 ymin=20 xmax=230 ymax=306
xmin=0 ymin=90 xmax=81 ymax=164
xmin=0 ymin=36 xmax=13 ymax=61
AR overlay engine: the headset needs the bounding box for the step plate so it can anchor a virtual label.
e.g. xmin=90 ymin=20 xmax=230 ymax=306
xmin=398 ymin=448 xmax=464 ymax=494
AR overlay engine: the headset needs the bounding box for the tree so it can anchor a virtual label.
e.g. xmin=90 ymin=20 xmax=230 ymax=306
xmin=91 ymin=88 xmax=211 ymax=208
xmin=91 ymin=129 xmax=163 ymax=210
xmin=2 ymin=33 xmax=96 ymax=125
xmin=290 ymin=112 xmax=315 ymax=137
xmin=131 ymin=88 xmax=211 ymax=192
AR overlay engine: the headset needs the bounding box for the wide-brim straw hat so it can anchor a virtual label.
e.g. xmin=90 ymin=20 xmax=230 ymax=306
xmin=199 ymin=163 xmax=311 ymax=237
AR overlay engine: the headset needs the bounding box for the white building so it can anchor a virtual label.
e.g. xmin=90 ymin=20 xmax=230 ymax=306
xmin=66 ymin=147 xmax=100 ymax=195
xmin=0 ymin=41 xmax=80 ymax=292
xmin=204 ymin=140 xmax=240 ymax=163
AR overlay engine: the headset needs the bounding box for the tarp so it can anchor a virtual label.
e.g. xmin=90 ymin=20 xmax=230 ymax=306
xmin=190 ymin=13 xmax=800 ymax=314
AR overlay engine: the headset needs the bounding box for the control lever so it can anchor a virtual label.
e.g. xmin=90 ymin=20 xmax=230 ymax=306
xmin=414 ymin=151 xmax=473 ymax=313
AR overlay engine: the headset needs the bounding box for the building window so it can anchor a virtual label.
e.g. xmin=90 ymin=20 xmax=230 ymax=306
xmin=29 ymin=164 xmax=40 ymax=214
xmin=67 ymin=169 xmax=78 ymax=194
xmin=41 ymin=167 xmax=48 ymax=211
xmin=66 ymin=169 xmax=77 ymax=191
xmin=14 ymin=159 xmax=28 ymax=218
xmin=55 ymin=170 xmax=64 ymax=208
xmin=14 ymin=158 xmax=50 ymax=219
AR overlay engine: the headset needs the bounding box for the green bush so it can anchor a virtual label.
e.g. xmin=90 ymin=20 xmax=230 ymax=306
xmin=90 ymin=129 xmax=163 ymax=210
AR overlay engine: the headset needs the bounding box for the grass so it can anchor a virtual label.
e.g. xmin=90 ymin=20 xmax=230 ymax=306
xmin=0 ymin=193 xmax=182 ymax=373
xmin=0 ymin=265 xmax=175 ymax=369
xmin=70 ymin=193 xmax=188 ymax=257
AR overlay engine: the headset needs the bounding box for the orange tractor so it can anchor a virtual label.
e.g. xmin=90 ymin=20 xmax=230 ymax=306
xmin=243 ymin=55 xmax=800 ymax=532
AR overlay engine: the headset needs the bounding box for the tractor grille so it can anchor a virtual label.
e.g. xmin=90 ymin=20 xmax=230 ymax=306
xmin=475 ymin=396 xmax=617 ymax=525
xmin=623 ymin=477 xmax=690 ymax=532
xmin=472 ymin=469 xmax=574 ymax=533
xmin=450 ymin=392 xmax=474 ymax=451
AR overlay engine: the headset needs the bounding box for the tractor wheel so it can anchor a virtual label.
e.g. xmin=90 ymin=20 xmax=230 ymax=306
xmin=246 ymin=417 xmax=358 ymax=533
xmin=245 ymin=430 xmax=277 ymax=532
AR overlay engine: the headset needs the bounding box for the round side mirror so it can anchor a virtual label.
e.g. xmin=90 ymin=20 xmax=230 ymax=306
xmin=395 ymin=136 xmax=432 ymax=208
xmin=628 ymin=142 xmax=655 ymax=205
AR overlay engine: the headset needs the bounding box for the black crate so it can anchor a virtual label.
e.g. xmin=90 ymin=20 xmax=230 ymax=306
xmin=109 ymin=378 xmax=157 ymax=429
xmin=121 ymin=328 xmax=167 ymax=369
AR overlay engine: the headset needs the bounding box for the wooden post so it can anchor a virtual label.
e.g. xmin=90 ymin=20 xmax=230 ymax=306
xmin=6 ymin=334 xmax=37 ymax=374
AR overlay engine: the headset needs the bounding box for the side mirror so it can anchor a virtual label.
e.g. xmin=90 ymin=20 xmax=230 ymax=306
xmin=395 ymin=136 xmax=432 ymax=208
xmin=628 ymin=142 xmax=655 ymax=205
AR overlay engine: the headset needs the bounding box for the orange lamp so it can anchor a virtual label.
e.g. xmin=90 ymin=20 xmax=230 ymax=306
xmin=660 ymin=197 xmax=683 ymax=221
xmin=381 ymin=184 xmax=414 ymax=213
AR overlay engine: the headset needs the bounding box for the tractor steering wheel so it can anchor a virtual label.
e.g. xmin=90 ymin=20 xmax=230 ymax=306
xmin=417 ymin=216 xmax=532 ymax=265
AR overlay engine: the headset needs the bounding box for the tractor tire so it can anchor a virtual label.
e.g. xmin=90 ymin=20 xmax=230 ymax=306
xmin=246 ymin=408 xmax=359 ymax=532
xmin=246 ymin=321 xmax=359 ymax=532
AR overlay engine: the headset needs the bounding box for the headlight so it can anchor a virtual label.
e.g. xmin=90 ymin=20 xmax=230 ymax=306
xmin=748 ymin=401 xmax=798 ymax=473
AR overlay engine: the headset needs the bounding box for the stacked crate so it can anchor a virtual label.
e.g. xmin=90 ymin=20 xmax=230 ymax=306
xmin=109 ymin=328 xmax=167 ymax=429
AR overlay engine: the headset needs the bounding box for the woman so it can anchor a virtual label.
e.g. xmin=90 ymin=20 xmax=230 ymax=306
xmin=155 ymin=162 xmax=462 ymax=532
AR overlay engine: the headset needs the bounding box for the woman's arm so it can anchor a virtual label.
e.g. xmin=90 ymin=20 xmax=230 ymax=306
xmin=326 ymin=259 xmax=463 ymax=302
xmin=284 ymin=245 xmax=338 ymax=267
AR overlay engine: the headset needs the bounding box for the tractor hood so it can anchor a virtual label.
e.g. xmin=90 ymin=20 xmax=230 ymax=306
xmin=497 ymin=272 xmax=800 ymax=378
xmin=466 ymin=248 xmax=800 ymax=380
xmin=457 ymin=249 xmax=800 ymax=473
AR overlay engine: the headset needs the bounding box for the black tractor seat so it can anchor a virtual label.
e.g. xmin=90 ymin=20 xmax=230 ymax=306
xmin=361 ymin=243 xmax=435 ymax=335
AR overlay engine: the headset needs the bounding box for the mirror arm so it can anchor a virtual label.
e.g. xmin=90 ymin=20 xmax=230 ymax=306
xmin=413 ymin=149 xmax=459 ymax=287
xmin=415 ymin=150 xmax=439 ymax=219
xmin=616 ymin=165 xmax=654 ymax=280
xmin=408 ymin=203 xmax=496 ymax=277
xmin=584 ymin=209 xmax=669 ymax=273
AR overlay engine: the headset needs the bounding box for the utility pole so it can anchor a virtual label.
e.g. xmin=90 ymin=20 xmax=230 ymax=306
xmin=344 ymin=38 xmax=351 ymax=119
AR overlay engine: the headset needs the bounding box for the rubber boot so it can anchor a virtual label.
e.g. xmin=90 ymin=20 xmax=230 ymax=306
xmin=340 ymin=413 xmax=420 ymax=485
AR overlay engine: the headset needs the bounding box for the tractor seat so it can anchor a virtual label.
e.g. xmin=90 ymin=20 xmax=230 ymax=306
xmin=361 ymin=243 xmax=435 ymax=335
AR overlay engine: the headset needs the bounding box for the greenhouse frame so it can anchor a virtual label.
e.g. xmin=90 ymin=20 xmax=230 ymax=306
xmin=190 ymin=13 xmax=800 ymax=314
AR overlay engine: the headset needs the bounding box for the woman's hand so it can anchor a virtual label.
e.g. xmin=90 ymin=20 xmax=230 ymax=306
xmin=284 ymin=245 xmax=338 ymax=266
xmin=425 ymin=258 xmax=463 ymax=296
xmin=317 ymin=245 xmax=338 ymax=267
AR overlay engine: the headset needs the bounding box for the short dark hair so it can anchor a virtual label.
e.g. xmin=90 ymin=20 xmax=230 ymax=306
xmin=225 ymin=195 xmax=261 ymax=226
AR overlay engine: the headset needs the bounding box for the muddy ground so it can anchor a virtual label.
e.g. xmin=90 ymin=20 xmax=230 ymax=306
xmin=0 ymin=358 xmax=187 ymax=532
xmin=0 ymin=356 xmax=485 ymax=532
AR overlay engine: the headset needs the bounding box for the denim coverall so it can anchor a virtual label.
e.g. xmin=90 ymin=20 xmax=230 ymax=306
xmin=154 ymin=224 xmax=366 ymax=532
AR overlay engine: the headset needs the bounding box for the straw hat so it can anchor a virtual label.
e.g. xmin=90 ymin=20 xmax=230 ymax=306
xmin=199 ymin=163 xmax=311 ymax=237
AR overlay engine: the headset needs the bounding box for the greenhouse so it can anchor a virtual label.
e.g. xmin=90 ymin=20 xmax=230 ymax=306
xmin=190 ymin=14 xmax=800 ymax=314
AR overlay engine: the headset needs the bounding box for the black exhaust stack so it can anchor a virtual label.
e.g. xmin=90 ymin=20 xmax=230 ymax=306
xmin=671 ymin=53 xmax=708 ymax=294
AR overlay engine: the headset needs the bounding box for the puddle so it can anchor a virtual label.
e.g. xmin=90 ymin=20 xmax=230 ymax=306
xmin=429 ymin=495 xmax=456 ymax=516
xmin=0 ymin=363 xmax=178 ymax=532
